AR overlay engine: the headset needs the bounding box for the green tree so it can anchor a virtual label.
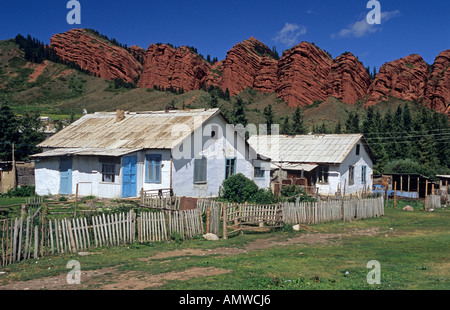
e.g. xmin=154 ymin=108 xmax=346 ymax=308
xmin=263 ymin=104 xmax=274 ymax=134
xmin=281 ymin=116 xmax=292 ymax=135
xmin=292 ymin=105 xmax=306 ymax=135
xmin=232 ymin=96 xmax=247 ymax=126
xmin=0 ymin=103 xmax=20 ymax=161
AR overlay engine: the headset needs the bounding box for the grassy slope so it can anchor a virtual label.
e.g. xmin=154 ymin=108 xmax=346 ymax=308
xmin=0 ymin=200 xmax=448 ymax=290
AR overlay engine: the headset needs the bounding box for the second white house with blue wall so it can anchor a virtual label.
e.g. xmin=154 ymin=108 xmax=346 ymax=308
xmin=32 ymin=108 xmax=271 ymax=199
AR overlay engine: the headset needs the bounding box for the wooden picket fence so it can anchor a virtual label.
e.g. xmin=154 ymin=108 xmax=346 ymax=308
xmin=282 ymin=196 xmax=385 ymax=225
xmin=135 ymin=209 xmax=205 ymax=243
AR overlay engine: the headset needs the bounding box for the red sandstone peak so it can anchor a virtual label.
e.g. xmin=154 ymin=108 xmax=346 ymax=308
xmin=137 ymin=43 xmax=211 ymax=92
xmin=276 ymin=42 xmax=333 ymax=107
xmin=327 ymin=52 xmax=372 ymax=105
xmin=365 ymin=54 xmax=430 ymax=106
xmin=204 ymin=37 xmax=279 ymax=96
xmin=425 ymin=50 xmax=450 ymax=115
xmin=50 ymin=29 xmax=142 ymax=83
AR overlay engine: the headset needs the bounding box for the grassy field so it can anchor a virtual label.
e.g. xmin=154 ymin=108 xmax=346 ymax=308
xmin=0 ymin=199 xmax=448 ymax=291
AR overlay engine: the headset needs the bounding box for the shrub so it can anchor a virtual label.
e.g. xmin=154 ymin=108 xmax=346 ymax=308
xmin=221 ymin=174 xmax=275 ymax=204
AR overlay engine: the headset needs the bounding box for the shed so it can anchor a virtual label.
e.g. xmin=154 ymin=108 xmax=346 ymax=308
xmin=248 ymin=134 xmax=374 ymax=196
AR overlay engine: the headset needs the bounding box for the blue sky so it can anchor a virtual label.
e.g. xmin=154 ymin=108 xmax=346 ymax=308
xmin=1 ymin=0 xmax=449 ymax=70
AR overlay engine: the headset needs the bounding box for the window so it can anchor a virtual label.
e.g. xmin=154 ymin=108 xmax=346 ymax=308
xmin=361 ymin=165 xmax=367 ymax=184
xmin=145 ymin=154 xmax=162 ymax=183
xmin=254 ymin=166 xmax=265 ymax=179
xmin=348 ymin=165 xmax=355 ymax=186
xmin=194 ymin=156 xmax=207 ymax=184
xmin=316 ymin=165 xmax=329 ymax=184
xmin=102 ymin=163 xmax=116 ymax=183
xmin=356 ymin=144 xmax=361 ymax=156
xmin=225 ymin=158 xmax=236 ymax=179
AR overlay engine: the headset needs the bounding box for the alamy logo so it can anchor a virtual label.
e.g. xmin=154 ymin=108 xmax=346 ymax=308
xmin=366 ymin=0 xmax=381 ymax=25
xmin=67 ymin=0 xmax=81 ymax=25
xmin=366 ymin=260 xmax=381 ymax=285
xmin=67 ymin=260 xmax=81 ymax=284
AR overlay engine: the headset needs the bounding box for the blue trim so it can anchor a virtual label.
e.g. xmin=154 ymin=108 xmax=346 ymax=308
xmin=145 ymin=154 xmax=162 ymax=183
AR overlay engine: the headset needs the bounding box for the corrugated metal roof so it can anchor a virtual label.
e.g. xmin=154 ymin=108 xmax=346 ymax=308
xmin=248 ymin=134 xmax=364 ymax=164
xmin=38 ymin=109 xmax=221 ymax=150
xmin=31 ymin=148 xmax=141 ymax=158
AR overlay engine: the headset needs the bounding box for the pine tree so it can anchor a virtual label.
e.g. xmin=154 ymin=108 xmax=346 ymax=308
xmin=232 ymin=96 xmax=247 ymax=126
xmin=292 ymin=105 xmax=306 ymax=135
xmin=263 ymin=104 xmax=274 ymax=134
xmin=334 ymin=121 xmax=342 ymax=134
xmin=281 ymin=116 xmax=292 ymax=135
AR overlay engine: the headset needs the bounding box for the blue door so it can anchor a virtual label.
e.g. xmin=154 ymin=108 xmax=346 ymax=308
xmin=122 ymin=156 xmax=137 ymax=198
xmin=60 ymin=158 xmax=72 ymax=195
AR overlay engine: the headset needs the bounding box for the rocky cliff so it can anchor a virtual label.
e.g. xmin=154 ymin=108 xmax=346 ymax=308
xmin=50 ymin=29 xmax=142 ymax=83
xmin=48 ymin=29 xmax=449 ymax=115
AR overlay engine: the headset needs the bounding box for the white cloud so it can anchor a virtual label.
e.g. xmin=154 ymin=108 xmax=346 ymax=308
xmin=273 ymin=22 xmax=307 ymax=46
xmin=332 ymin=10 xmax=400 ymax=38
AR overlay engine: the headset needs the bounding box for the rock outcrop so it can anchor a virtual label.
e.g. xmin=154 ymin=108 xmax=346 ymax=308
xmin=50 ymin=29 xmax=142 ymax=83
xmin=365 ymin=54 xmax=430 ymax=106
xmin=204 ymin=37 xmax=278 ymax=95
xmin=137 ymin=44 xmax=211 ymax=92
xmin=425 ymin=50 xmax=450 ymax=115
xmin=276 ymin=42 xmax=333 ymax=107
xmin=46 ymin=29 xmax=450 ymax=115
xmin=327 ymin=52 xmax=372 ymax=105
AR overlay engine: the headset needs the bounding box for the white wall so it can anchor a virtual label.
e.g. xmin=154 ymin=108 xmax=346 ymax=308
xmin=338 ymin=142 xmax=373 ymax=195
xmin=171 ymin=115 xmax=271 ymax=197
xmin=35 ymin=158 xmax=60 ymax=196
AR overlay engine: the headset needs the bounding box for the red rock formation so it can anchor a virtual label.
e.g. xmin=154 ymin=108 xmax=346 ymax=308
xmin=327 ymin=52 xmax=371 ymax=105
xmin=138 ymin=44 xmax=211 ymax=92
xmin=365 ymin=54 xmax=429 ymax=106
xmin=425 ymin=50 xmax=450 ymax=115
xmin=50 ymin=29 xmax=142 ymax=83
xmin=276 ymin=42 xmax=333 ymax=107
xmin=205 ymin=37 xmax=278 ymax=95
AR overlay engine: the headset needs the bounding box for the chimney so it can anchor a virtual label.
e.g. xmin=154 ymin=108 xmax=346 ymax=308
xmin=116 ymin=110 xmax=125 ymax=123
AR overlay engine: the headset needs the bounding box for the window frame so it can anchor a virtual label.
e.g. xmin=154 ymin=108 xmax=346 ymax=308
xmin=101 ymin=163 xmax=116 ymax=183
xmin=194 ymin=156 xmax=207 ymax=184
xmin=316 ymin=165 xmax=329 ymax=184
xmin=361 ymin=165 xmax=367 ymax=185
xmin=254 ymin=166 xmax=265 ymax=179
xmin=145 ymin=154 xmax=162 ymax=184
xmin=348 ymin=165 xmax=355 ymax=186
xmin=225 ymin=157 xmax=236 ymax=180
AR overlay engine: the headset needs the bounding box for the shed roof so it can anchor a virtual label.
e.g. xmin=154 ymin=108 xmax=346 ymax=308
xmin=248 ymin=134 xmax=369 ymax=165
xmin=37 ymin=109 xmax=221 ymax=150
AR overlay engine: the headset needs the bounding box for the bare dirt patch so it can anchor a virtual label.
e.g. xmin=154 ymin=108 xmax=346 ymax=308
xmin=0 ymin=227 xmax=381 ymax=290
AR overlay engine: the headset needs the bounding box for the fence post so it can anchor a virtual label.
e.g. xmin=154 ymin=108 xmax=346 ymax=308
xmin=222 ymin=203 xmax=228 ymax=240
xmin=206 ymin=206 xmax=210 ymax=234
xmin=425 ymin=180 xmax=428 ymax=211
xmin=446 ymin=181 xmax=448 ymax=206
xmin=393 ymin=181 xmax=397 ymax=209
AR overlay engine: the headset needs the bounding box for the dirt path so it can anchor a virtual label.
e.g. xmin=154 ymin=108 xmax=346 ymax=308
xmin=0 ymin=228 xmax=381 ymax=290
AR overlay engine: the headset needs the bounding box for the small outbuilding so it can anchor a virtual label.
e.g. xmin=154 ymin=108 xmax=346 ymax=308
xmin=248 ymin=134 xmax=374 ymax=196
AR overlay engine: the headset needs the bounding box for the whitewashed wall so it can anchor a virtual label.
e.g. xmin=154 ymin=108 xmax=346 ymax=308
xmin=35 ymin=158 xmax=60 ymax=196
xmin=171 ymin=115 xmax=270 ymax=198
xmin=72 ymin=156 xmax=122 ymax=199
xmin=338 ymin=142 xmax=373 ymax=195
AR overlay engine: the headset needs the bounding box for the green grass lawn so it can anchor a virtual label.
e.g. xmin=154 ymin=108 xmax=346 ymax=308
xmin=0 ymin=200 xmax=448 ymax=290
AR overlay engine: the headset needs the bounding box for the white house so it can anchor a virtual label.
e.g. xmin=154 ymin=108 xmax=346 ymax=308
xmin=247 ymin=134 xmax=374 ymax=196
xmin=32 ymin=108 xmax=270 ymax=199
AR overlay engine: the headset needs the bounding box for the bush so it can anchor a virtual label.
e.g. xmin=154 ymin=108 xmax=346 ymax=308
xmin=221 ymin=174 xmax=275 ymax=204
xmin=0 ymin=186 xmax=35 ymax=198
